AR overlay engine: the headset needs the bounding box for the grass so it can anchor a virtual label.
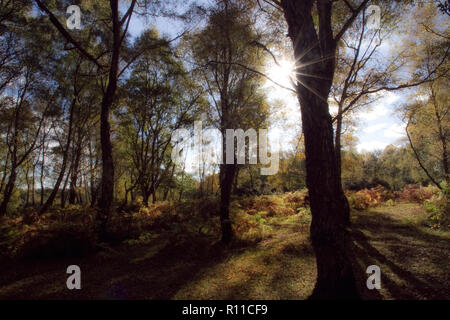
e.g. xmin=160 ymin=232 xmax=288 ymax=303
xmin=0 ymin=199 xmax=448 ymax=300
xmin=350 ymin=203 xmax=450 ymax=299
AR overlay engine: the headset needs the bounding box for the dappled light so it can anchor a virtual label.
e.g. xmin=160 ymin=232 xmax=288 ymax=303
xmin=0 ymin=0 xmax=448 ymax=306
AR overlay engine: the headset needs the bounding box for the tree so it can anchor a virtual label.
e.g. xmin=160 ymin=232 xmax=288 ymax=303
xmin=404 ymin=78 xmax=449 ymax=188
xmin=331 ymin=1 xmax=448 ymax=185
xmin=402 ymin=1 xmax=449 ymax=188
xmin=189 ymin=0 xmax=269 ymax=243
xmin=263 ymin=0 xmax=377 ymax=299
xmin=33 ymin=0 xmax=181 ymax=237
xmin=39 ymin=57 xmax=85 ymax=214
xmin=0 ymin=67 xmax=48 ymax=214
xmin=118 ymin=30 xmax=203 ymax=206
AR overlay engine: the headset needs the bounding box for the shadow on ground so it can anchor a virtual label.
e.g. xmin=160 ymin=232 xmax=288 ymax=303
xmin=0 ymin=222 xmax=316 ymax=299
xmin=349 ymin=206 xmax=450 ymax=300
xmin=0 ymin=204 xmax=448 ymax=299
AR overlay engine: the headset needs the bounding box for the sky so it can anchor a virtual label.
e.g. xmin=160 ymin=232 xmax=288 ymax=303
xmin=125 ymin=3 xmax=411 ymax=156
xmin=354 ymin=91 xmax=407 ymax=152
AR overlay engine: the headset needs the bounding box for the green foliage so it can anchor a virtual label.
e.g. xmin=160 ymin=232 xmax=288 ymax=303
xmin=124 ymin=232 xmax=154 ymax=246
xmin=423 ymin=188 xmax=450 ymax=230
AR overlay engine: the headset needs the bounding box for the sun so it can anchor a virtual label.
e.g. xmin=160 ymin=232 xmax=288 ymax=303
xmin=266 ymin=59 xmax=296 ymax=89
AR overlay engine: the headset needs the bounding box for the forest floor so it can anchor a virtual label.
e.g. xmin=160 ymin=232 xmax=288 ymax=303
xmin=0 ymin=202 xmax=448 ymax=299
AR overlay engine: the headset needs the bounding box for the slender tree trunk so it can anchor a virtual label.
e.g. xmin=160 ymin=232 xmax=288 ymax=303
xmin=97 ymin=0 xmax=121 ymax=238
xmin=25 ymin=166 xmax=30 ymax=206
xmin=281 ymin=0 xmax=357 ymax=299
xmin=406 ymin=121 xmax=442 ymax=189
xmin=163 ymin=187 xmax=170 ymax=201
xmin=84 ymin=174 xmax=90 ymax=204
xmin=39 ymin=98 xmax=76 ymax=214
xmin=248 ymin=166 xmax=254 ymax=191
xmin=335 ymin=106 xmax=343 ymax=181
xmin=40 ymin=144 xmax=46 ymax=206
xmin=152 ymin=186 xmax=157 ymax=204
xmin=334 ymin=106 xmax=350 ymax=226
xmin=123 ymin=183 xmax=135 ymax=206
xmin=219 ymin=163 xmax=236 ymax=244
xmin=163 ymin=164 xmax=175 ymax=201
xmin=69 ymin=143 xmax=82 ymax=204
xmin=31 ymin=166 xmax=36 ymax=206
xmin=431 ymin=87 xmax=449 ymax=183
xmin=77 ymin=176 xmax=83 ymax=204
xmin=0 ymin=167 xmax=17 ymax=215
xmin=142 ymin=186 xmax=150 ymax=207
xmin=178 ymin=185 xmax=184 ymax=202
xmin=88 ymin=138 xmax=98 ymax=207
xmin=232 ymin=166 xmax=239 ymax=195
xmin=61 ymin=166 xmax=71 ymax=209
xmin=0 ymin=151 xmax=10 ymax=196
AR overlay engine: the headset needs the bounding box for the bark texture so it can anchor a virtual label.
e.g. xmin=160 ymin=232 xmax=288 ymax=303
xmin=281 ymin=0 xmax=357 ymax=299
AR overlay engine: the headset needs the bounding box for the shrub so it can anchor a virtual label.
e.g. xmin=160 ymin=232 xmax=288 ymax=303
xmin=10 ymin=222 xmax=96 ymax=260
xmin=124 ymin=232 xmax=154 ymax=245
xmin=423 ymin=190 xmax=449 ymax=230
xmin=283 ymin=190 xmax=309 ymax=208
xmin=396 ymin=184 xmax=437 ymax=203
xmin=347 ymin=185 xmax=397 ymax=210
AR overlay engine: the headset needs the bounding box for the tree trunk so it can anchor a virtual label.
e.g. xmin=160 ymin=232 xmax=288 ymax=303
xmin=88 ymin=138 xmax=98 ymax=208
xmin=25 ymin=165 xmax=30 ymax=206
xmin=232 ymin=166 xmax=239 ymax=195
xmin=281 ymin=0 xmax=357 ymax=299
xmin=142 ymin=188 xmax=150 ymax=207
xmin=60 ymin=166 xmax=71 ymax=209
xmin=431 ymin=86 xmax=449 ymax=183
xmin=0 ymin=151 xmax=9 ymax=196
xmin=334 ymin=107 xmax=350 ymax=226
xmin=69 ymin=143 xmax=82 ymax=204
xmin=334 ymin=106 xmax=343 ymax=181
xmin=97 ymin=0 xmax=121 ymax=238
xmin=152 ymin=186 xmax=157 ymax=204
xmin=0 ymin=167 xmax=17 ymax=215
xmin=39 ymin=98 xmax=76 ymax=215
xmin=219 ymin=163 xmax=236 ymax=244
xmin=40 ymin=144 xmax=46 ymax=206
xmin=406 ymin=121 xmax=442 ymax=189
xmin=32 ymin=165 xmax=36 ymax=206
xmin=163 ymin=164 xmax=175 ymax=201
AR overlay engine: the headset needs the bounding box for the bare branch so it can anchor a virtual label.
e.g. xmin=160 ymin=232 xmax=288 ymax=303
xmin=33 ymin=0 xmax=104 ymax=69
xmin=206 ymin=60 xmax=297 ymax=94
xmin=334 ymin=0 xmax=370 ymax=43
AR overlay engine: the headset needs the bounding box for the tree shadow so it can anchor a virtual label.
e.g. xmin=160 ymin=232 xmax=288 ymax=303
xmin=348 ymin=210 xmax=450 ymax=300
xmin=0 ymin=233 xmax=236 ymax=299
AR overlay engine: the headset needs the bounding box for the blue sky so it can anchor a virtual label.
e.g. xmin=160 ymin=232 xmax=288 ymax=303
xmin=126 ymin=5 xmax=409 ymax=155
xmin=354 ymin=91 xmax=406 ymax=152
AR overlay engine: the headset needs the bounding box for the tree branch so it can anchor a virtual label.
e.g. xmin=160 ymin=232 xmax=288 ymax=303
xmin=206 ymin=60 xmax=297 ymax=94
xmin=406 ymin=120 xmax=442 ymax=189
xmin=34 ymin=0 xmax=104 ymax=69
xmin=334 ymin=0 xmax=370 ymax=43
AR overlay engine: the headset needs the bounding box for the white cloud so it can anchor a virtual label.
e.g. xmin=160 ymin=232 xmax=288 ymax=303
xmin=364 ymin=122 xmax=389 ymax=133
xmin=384 ymin=91 xmax=401 ymax=104
xmin=358 ymin=92 xmax=401 ymax=121
xmin=383 ymin=123 xmax=406 ymax=139
xmin=357 ymin=140 xmax=389 ymax=152
xmin=359 ymin=104 xmax=389 ymax=121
